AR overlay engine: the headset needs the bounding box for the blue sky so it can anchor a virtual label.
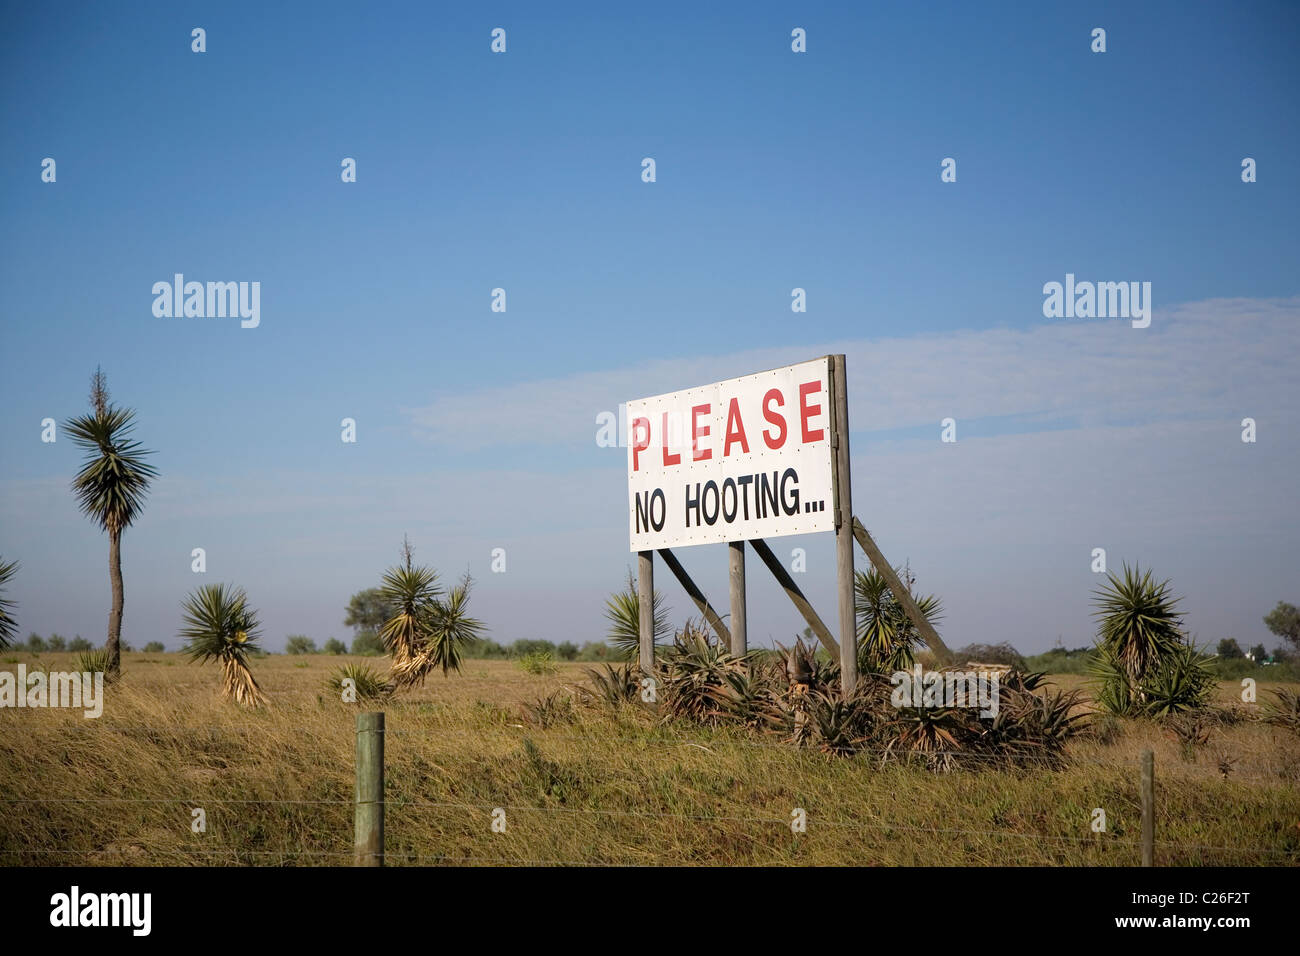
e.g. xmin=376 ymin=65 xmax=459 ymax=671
xmin=1 ymin=1 xmax=1297 ymax=655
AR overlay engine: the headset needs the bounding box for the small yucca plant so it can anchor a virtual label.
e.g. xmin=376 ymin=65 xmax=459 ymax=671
xmin=576 ymin=662 xmax=641 ymax=711
xmin=604 ymin=570 xmax=671 ymax=661
xmin=1264 ymin=688 xmax=1300 ymax=736
xmin=179 ymin=583 xmax=267 ymax=706
xmin=855 ymin=566 xmax=943 ymax=674
xmin=75 ymin=647 xmax=113 ymax=682
xmin=0 ymin=557 xmax=18 ymax=649
xmin=805 ymin=690 xmax=876 ymax=756
xmin=327 ymin=663 xmax=393 ymax=703
xmin=523 ymin=690 xmax=575 ymax=728
xmin=1090 ymin=641 xmax=1213 ymax=718
xmin=1140 ymin=643 xmax=1215 ymax=718
xmin=707 ymin=666 xmax=786 ymax=731
xmin=658 ymin=619 xmax=754 ymax=725
xmin=979 ymin=681 xmax=1089 ymax=767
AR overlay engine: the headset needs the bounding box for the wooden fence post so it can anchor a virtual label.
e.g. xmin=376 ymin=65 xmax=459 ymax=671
xmin=1140 ymin=749 xmax=1154 ymax=867
xmin=355 ymin=711 xmax=384 ymax=867
xmin=729 ymin=541 xmax=747 ymax=656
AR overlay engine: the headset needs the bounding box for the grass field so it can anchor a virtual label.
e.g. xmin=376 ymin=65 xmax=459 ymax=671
xmin=2 ymin=652 xmax=1298 ymax=866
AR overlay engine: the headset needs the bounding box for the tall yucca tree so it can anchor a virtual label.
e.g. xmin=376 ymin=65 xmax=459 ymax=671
xmin=378 ymin=538 xmax=441 ymax=672
xmin=0 ymin=557 xmax=19 ymax=649
xmin=179 ymin=583 xmax=267 ymax=706
xmin=65 ymin=369 xmax=157 ymax=680
xmin=381 ymin=538 xmax=486 ymax=687
xmin=855 ymin=565 xmax=943 ymax=674
xmin=1092 ymin=563 xmax=1184 ymax=704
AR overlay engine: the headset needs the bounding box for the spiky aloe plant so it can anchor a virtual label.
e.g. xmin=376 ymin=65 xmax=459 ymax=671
xmin=65 ymin=369 xmax=157 ymax=680
xmin=0 ymin=557 xmax=18 ymax=649
xmin=1091 ymin=564 xmax=1185 ymax=708
xmin=576 ymin=662 xmax=641 ymax=711
xmin=179 ymin=583 xmax=267 ymax=706
xmin=855 ymin=566 xmax=943 ymax=674
xmin=657 ymin=619 xmax=754 ymax=724
xmin=604 ymin=569 xmax=671 ymax=662
xmin=523 ymin=690 xmax=576 ymax=728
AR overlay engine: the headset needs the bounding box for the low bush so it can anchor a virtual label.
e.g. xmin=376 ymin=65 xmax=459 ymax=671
xmin=285 ymin=635 xmax=317 ymax=655
xmin=515 ymin=650 xmax=557 ymax=676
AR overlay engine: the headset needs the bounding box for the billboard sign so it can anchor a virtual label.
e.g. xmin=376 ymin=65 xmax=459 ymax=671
xmin=626 ymin=356 xmax=836 ymax=551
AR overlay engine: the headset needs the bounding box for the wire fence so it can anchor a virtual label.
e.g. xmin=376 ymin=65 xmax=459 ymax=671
xmin=18 ymin=718 xmax=1297 ymax=774
xmin=2 ymin=713 xmax=1297 ymax=866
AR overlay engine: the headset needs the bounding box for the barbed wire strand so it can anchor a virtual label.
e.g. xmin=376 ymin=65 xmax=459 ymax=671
xmin=6 ymin=720 xmax=1288 ymax=773
xmin=1 ymin=798 xmax=1292 ymax=856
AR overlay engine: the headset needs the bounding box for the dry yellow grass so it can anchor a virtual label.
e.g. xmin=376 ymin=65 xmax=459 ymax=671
xmin=1 ymin=652 xmax=1297 ymax=866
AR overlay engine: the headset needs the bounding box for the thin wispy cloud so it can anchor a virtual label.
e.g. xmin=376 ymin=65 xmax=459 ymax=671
xmin=405 ymin=297 xmax=1298 ymax=452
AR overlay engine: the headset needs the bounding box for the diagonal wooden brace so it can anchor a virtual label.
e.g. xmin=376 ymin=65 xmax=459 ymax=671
xmin=851 ymin=517 xmax=954 ymax=665
xmin=656 ymin=548 xmax=731 ymax=646
xmin=747 ymin=537 xmax=840 ymax=658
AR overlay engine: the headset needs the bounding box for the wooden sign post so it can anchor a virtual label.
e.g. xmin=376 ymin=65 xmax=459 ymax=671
xmin=728 ymin=541 xmax=747 ymax=655
xmin=637 ymin=549 xmax=655 ymax=673
xmin=829 ymin=354 xmax=857 ymax=696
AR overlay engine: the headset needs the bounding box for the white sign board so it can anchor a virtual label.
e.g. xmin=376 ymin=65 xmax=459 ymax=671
xmin=626 ymin=356 xmax=836 ymax=551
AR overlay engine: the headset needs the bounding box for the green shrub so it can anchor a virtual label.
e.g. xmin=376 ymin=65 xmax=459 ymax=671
xmin=1207 ymin=655 xmax=1300 ymax=681
xmin=1024 ymin=647 xmax=1096 ymax=675
xmin=511 ymin=639 xmax=557 ymax=658
xmin=285 ymin=634 xmax=317 ymax=655
xmin=322 ymin=637 xmax=348 ymax=655
xmin=461 ymin=636 xmax=507 ymax=658
xmin=25 ymin=633 xmax=47 ymax=653
xmin=67 ymin=636 xmax=93 ymax=652
xmin=516 ymin=650 xmax=557 ymax=675
xmin=350 ymin=631 xmax=385 ymax=656
xmin=142 ymin=641 xmax=165 ymax=653
xmin=1094 ymin=564 xmax=1184 ymax=688
xmin=1216 ymin=638 xmax=1244 ymax=659
xmin=47 ymin=634 xmax=67 ymax=652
